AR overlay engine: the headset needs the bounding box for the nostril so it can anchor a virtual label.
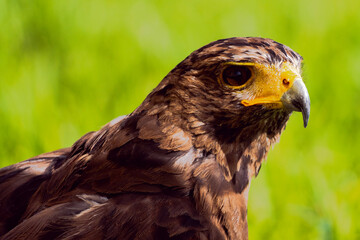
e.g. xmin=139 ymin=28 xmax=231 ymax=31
xmin=282 ymin=79 xmax=290 ymax=86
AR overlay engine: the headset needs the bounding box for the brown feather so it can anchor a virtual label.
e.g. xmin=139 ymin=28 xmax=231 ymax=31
xmin=0 ymin=37 xmax=305 ymax=240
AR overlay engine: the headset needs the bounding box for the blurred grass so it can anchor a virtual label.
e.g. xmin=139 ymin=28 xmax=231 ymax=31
xmin=0 ymin=0 xmax=360 ymax=239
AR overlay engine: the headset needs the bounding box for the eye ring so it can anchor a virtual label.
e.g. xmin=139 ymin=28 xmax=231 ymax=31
xmin=220 ymin=63 xmax=253 ymax=89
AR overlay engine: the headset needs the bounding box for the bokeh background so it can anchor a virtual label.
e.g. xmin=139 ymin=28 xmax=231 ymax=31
xmin=1 ymin=0 xmax=359 ymax=239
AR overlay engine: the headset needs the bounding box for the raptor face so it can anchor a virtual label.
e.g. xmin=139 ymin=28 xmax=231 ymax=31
xmin=164 ymin=37 xmax=310 ymax=128
xmin=0 ymin=37 xmax=310 ymax=240
xmin=143 ymin=37 xmax=310 ymax=157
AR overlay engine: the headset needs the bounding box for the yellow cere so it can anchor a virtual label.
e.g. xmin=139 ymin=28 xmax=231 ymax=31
xmin=239 ymin=61 xmax=301 ymax=108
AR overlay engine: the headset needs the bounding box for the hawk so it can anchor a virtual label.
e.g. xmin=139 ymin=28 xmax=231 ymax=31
xmin=0 ymin=37 xmax=310 ymax=240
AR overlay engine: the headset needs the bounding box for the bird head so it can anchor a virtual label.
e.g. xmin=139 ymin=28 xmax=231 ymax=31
xmin=146 ymin=38 xmax=310 ymax=137
xmin=137 ymin=37 xmax=310 ymax=178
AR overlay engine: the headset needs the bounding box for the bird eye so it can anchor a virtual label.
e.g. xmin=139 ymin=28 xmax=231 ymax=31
xmin=222 ymin=65 xmax=252 ymax=87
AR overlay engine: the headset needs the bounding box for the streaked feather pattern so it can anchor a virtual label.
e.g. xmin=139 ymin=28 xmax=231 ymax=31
xmin=0 ymin=37 xmax=308 ymax=240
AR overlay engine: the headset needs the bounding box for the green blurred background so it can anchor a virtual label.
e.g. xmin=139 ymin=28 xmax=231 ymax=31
xmin=1 ymin=0 xmax=359 ymax=239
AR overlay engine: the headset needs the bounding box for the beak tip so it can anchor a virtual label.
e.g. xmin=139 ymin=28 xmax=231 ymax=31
xmin=303 ymin=118 xmax=308 ymax=128
xmin=302 ymin=106 xmax=310 ymax=128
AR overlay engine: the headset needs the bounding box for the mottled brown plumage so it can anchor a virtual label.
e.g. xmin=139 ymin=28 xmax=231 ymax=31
xmin=0 ymin=37 xmax=310 ymax=240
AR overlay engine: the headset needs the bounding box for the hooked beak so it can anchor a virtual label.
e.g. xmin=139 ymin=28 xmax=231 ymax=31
xmin=281 ymin=78 xmax=310 ymax=128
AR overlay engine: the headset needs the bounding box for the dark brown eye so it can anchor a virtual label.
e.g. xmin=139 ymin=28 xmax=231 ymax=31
xmin=222 ymin=65 xmax=252 ymax=87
